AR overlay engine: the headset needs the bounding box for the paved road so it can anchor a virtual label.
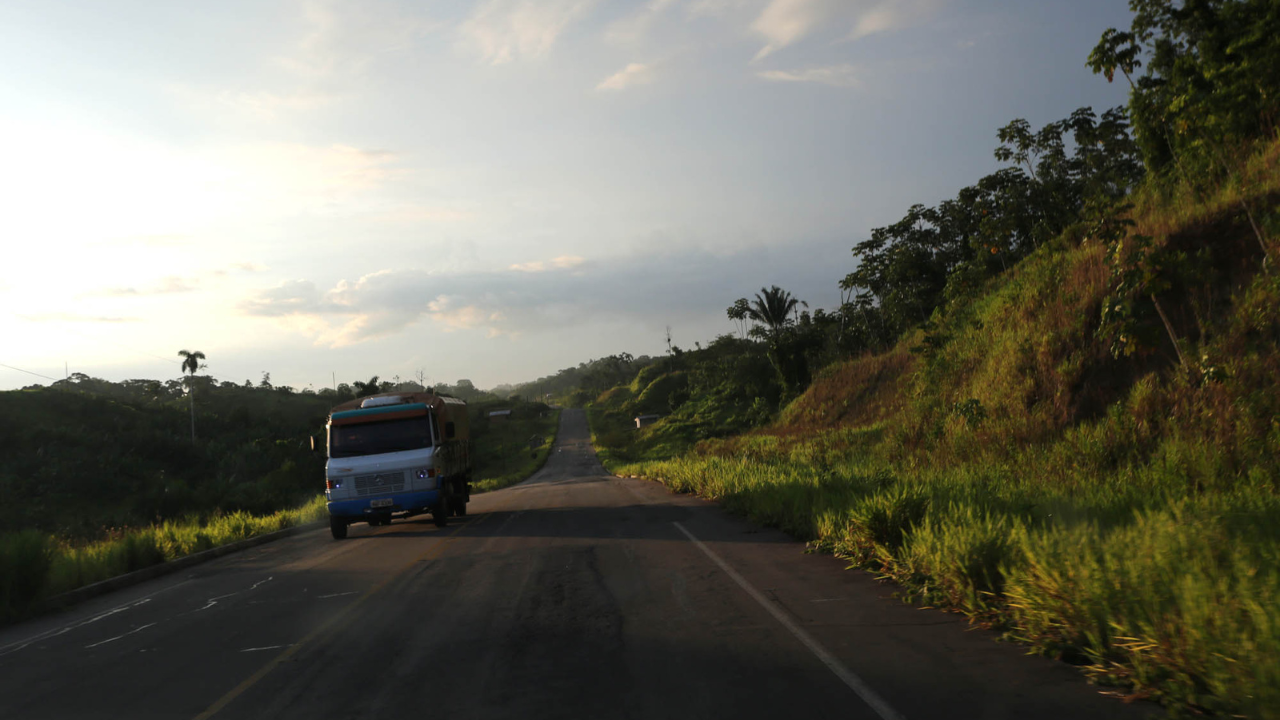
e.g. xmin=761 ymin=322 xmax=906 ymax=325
xmin=0 ymin=409 xmax=1155 ymax=719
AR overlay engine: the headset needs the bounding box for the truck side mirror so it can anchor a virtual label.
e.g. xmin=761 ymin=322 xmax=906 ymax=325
xmin=445 ymin=421 xmax=456 ymax=439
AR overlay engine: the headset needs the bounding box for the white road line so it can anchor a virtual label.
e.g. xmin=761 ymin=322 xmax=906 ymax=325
xmin=0 ymin=592 xmax=169 ymax=658
xmin=195 ymin=592 xmax=239 ymax=612
xmin=239 ymin=645 xmax=292 ymax=653
xmin=84 ymin=622 xmax=156 ymax=649
xmin=317 ymin=591 xmax=358 ymax=599
xmin=673 ymin=521 xmax=906 ymax=720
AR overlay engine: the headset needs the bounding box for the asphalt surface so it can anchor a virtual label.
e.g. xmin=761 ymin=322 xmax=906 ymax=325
xmin=0 ymin=409 xmax=1156 ymax=719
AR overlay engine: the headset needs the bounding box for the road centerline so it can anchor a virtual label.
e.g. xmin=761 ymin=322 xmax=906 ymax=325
xmin=672 ymin=521 xmax=905 ymax=720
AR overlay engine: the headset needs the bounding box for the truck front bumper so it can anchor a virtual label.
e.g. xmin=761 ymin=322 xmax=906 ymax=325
xmin=327 ymin=490 xmax=440 ymax=521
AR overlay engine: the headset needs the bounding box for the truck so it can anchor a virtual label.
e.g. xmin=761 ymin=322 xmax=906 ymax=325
xmin=322 ymin=392 xmax=472 ymax=539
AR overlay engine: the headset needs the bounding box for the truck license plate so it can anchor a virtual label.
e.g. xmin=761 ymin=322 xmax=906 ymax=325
xmin=370 ymin=498 xmax=393 ymax=508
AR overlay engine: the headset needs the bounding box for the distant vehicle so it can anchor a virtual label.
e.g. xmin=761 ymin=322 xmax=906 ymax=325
xmin=321 ymin=392 xmax=472 ymax=539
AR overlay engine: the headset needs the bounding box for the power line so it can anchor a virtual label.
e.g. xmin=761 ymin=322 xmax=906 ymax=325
xmin=0 ymin=362 xmax=59 ymax=381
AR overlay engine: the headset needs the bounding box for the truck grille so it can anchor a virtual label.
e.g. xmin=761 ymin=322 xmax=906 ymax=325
xmin=353 ymin=471 xmax=406 ymax=497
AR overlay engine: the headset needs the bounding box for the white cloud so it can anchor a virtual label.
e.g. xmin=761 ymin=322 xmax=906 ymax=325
xmin=92 ymin=276 xmax=201 ymax=297
xmin=750 ymin=0 xmax=839 ymax=61
xmin=457 ymin=0 xmax=595 ymax=65
xmin=21 ymin=313 xmax=140 ymax=324
xmin=750 ymin=0 xmax=944 ymax=60
xmin=216 ymin=143 xmax=408 ymax=217
xmin=604 ymin=0 xmax=680 ymax=45
xmin=426 ymin=295 xmax=508 ymax=337
xmin=595 ymin=62 xmax=656 ymax=91
xmin=849 ymin=0 xmax=944 ymax=39
xmin=758 ymin=63 xmax=861 ymax=87
xmin=509 ymin=255 xmax=586 ymax=272
xmin=274 ymin=0 xmax=441 ymax=80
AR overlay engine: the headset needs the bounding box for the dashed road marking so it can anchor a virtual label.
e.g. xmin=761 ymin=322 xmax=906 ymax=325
xmin=192 ymin=513 xmax=492 ymax=720
xmin=85 ymin=623 xmax=156 ymax=649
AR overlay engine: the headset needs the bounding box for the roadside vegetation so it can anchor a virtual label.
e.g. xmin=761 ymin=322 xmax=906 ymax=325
xmin=580 ymin=4 xmax=1280 ymax=717
xmin=0 ymin=371 xmax=555 ymax=623
xmin=469 ymin=399 xmax=561 ymax=493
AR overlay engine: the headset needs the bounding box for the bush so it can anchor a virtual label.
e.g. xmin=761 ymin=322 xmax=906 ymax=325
xmin=0 ymin=531 xmax=52 ymax=618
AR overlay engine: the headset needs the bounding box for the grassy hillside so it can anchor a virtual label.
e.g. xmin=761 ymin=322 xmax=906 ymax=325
xmin=469 ymin=399 xmax=561 ymax=492
xmin=598 ymin=137 xmax=1280 ymax=717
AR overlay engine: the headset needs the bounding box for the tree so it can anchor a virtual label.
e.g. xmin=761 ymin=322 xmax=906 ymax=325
xmin=728 ymin=286 xmax=814 ymax=398
xmin=177 ymin=349 xmax=205 ymax=443
xmin=745 ymin=286 xmax=801 ymax=334
xmin=352 ymin=376 xmax=381 ymax=397
xmin=1089 ymin=0 xmax=1280 ymax=173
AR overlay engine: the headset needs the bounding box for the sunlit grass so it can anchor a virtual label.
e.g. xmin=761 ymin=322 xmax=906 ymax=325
xmin=595 ymin=136 xmax=1280 ymax=718
xmin=0 ymin=496 xmax=327 ymax=622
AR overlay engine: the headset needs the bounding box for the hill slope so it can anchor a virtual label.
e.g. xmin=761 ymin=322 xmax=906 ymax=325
xmin=603 ymin=138 xmax=1280 ymax=717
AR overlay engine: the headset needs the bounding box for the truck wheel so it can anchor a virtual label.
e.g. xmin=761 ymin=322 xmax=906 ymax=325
xmin=454 ymin=501 xmax=467 ymax=517
xmin=330 ymin=518 xmax=348 ymax=540
xmin=432 ymin=496 xmax=450 ymax=527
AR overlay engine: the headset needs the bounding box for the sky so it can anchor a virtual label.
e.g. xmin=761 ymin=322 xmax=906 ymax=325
xmin=0 ymin=0 xmax=1133 ymax=392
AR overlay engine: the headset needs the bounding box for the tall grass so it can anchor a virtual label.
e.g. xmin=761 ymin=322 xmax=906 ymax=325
xmin=0 ymin=496 xmax=327 ymax=623
xmin=601 ymin=137 xmax=1280 ymax=718
xmin=619 ymin=451 xmax=1280 ymax=717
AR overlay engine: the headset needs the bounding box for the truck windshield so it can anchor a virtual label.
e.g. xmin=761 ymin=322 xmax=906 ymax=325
xmin=329 ymin=416 xmax=433 ymax=458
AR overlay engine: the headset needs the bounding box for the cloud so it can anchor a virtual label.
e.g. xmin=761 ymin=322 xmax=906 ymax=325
xmin=750 ymin=0 xmax=944 ymax=60
xmin=239 ymin=243 xmax=844 ymax=348
xmin=426 ymin=295 xmax=507 ymax=336
xmin=274 ymin=0 xmax=442 ymax=80
xmin=216 ymin=142 xmax=408 ymax=217
xmin=849 ymin=0 xmax=944 ymax=39
xmin=95 ymin=276 xmax=199 ymax=297
xmin=21 ymin=313 xmax=140 ymax=324
xmin=595 ymin=62 xmax=656 ymax=91
xmin=457 ymin=0 xmax=595 ymax=65
xmin=168 ymin=86 xmax=337 ymax=122
xmin=509 ymin=255 xmax=586 ymax=272
xmin=758 ymin=63 xmax=861 ymax=87
xmin=604 ymin=0 xmax=680 ymax=45
xmin=750 ymin=0 xmax=839 ymax=61
xmin=237 ymin=279 xmax=333 ymax=317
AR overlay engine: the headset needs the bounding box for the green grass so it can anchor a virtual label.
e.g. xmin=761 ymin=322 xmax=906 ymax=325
xmin=0 ymin=496 xmax=328 ymax=623
xmin=594 ymin=137 xmax=1280 ymax=718
xmin=614 ymin=448 xmax=1280 ymax=717
xmin=471 ymin=409 xmax=561 ymax=493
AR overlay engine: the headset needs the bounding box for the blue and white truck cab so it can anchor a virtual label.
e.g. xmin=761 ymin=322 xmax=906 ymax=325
xmin=323 ymin=392 xmax=472 ymax=539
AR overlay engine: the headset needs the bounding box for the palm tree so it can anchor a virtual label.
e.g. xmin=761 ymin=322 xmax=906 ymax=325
xmin=177 ymin=349 xmax=205 ymax=443
xmin=746 ymin=286 xmax=803 ymax=335
xmin=353 ymin=376 xmax=381 ymax=398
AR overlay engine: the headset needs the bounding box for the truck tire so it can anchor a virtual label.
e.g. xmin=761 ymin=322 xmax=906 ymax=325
xmin=330 ymin=518 xmax=348 ymax=540
xmin=454 ymin=501 xmax=467 ymax=517
xmin=432 ymin=496 xmax=450 ymax=527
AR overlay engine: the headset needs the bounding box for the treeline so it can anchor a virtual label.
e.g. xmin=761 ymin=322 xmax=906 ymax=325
xmin=501 ymin=353 xmax=660 ymax=406
xmin=0 ymin=370 xmax=550 ymax=539
xmin=0 ymin=375 xmax=331 ymax=538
